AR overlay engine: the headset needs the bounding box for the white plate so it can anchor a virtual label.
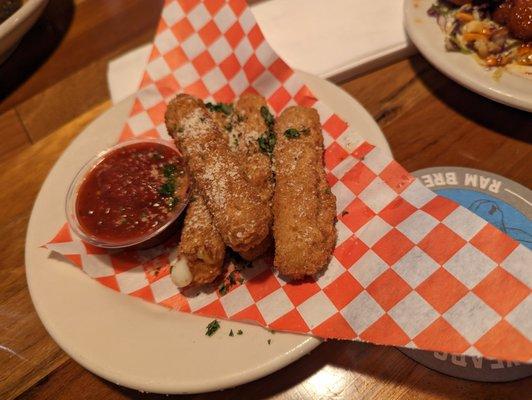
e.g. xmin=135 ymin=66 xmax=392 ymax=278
xmin=25 ymin=71 xmax=391 ymax=395
xmin=404 ymin=0 xmax=532 ymax=112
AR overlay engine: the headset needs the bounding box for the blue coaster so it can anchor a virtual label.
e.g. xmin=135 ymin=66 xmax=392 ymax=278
xmin=399 ymin=167 xmax=531 ymax=382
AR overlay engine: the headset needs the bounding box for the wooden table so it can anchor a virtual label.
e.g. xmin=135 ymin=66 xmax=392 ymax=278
xmin=1 ymin=1 xmax=531 ymax=399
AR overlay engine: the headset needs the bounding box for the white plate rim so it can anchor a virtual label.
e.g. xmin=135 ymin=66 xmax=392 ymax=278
xmin=404 ymin=0 xmax=532 ymax=112
xmin=25 ymin=71 xmax=391 ymax=394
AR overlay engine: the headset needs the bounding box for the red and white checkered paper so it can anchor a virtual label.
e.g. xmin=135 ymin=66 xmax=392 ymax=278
xmin=46 ymin=0 xmax=531 ymax=362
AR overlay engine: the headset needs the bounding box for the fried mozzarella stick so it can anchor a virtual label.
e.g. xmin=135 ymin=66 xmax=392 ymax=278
xmin=230 ymin=94 xmax=274 ymax=260
xmin=165 ymin=94 xmax=270 ymax=254
xmin=170 ymin=101 xmax=231 ymax=287
xmin=170 ymin=192 xmax=225 ymax=287
xmin=273 ymin=106 xmax=337 ymax=279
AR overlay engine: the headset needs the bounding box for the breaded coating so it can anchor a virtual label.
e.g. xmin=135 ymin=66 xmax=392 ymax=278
xmin=178 ymin=193 xmax=225 ymax=285
xmin=230 ymin=94 xmax=274 ymax=260
xmin=272 ymin=106 xmax=337 ymax=279
xmin=231 ymin=94 xmax=274 ymax=205
xmin=239 ymin=234 xmax=273 ymax=261
xmin=165 ymin=94 xmax=270 ymax=253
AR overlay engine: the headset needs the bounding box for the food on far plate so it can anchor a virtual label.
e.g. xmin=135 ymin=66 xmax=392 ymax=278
xmin=429 ymin=0 xmax=532 ymax=68
xmin=69 ymin=141 xmax=190 ymax=248
xmin=170 ymin=192 xmax=225 ymax=287
xmin=272 ymin=106 xmax=337 ymax=280
xmin=165 ymin=94 xmax=271 ymax=255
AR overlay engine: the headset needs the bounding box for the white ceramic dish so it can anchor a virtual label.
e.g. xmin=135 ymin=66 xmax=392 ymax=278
xmin=25 ymin=71 xmax=392 ymax=394
xmin=404 ymin=0 xmax=532 ymax=112
xmin=0 ymin=0 xmax=49 ymax=63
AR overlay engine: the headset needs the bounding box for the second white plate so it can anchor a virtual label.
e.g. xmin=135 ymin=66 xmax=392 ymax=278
xmin=25 ymin=71 xmax=391 ymax=394
xmin=404 ymin=0 xmax=532 ymax=112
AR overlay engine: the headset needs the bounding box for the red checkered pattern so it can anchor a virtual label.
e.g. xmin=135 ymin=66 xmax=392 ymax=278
xmin=45 ymin=0 xmax=531 ymax=363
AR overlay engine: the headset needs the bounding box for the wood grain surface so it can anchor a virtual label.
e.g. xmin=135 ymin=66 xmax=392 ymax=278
xmin=0 ymin=1 xmax=530 ymax=399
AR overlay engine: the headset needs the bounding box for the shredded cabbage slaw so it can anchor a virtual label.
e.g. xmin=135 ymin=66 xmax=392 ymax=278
xmin=428 ymin=1 xmax=532 ymax=68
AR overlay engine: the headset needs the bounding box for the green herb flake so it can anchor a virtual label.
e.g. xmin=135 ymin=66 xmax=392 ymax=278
xmin=258 ymin=132 xmax=276 ymax=155
xmin=237 ymin=329 xmax=243 ymax=335
xmin=219 ymin=282 xmax=228 ymax=296
xmin=205 ymin=102 xmax=234 ymax=115
xmin=159 ymin=182 xmax=175 ymax=197
xmin=205 ymin=320 xmax=220 ymax=336
xmin=260 ymin=106 xmax=274 ymax=127
xmin=165 ymin=196 xmax=179 ymax=209
xmin=220 ymin=103 xmax=233 ymax=115
xmin=229 ymin=329 xmax=234 ymax=337
xmin=284 ymin=128 xmax=300 ymax=139
xmin=218 ymin=270 xmax=243 ymax=296
xmin=163 ymin=164 xmax=177 ymax=178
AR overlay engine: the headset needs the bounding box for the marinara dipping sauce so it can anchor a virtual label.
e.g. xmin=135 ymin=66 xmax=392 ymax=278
xmin=67 ymin=140 xmax=190 ymax=249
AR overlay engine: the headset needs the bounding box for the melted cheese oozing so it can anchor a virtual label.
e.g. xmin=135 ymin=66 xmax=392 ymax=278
xmin=169 ymin=248 xmax=192 ymax=287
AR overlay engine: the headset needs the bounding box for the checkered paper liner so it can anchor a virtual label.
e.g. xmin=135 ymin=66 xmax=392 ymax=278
xmin=45 ymin=0 xmax=531 ymax=362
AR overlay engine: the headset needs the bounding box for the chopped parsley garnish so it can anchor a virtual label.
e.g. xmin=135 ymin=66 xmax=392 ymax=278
xmin=260 ymin=106 xmax=274 ymax=127
xmin=219 ymin=282 xmax=229 ymax=296
xmin=159 ymin=182 xmax=175 ymax=197
xmin=258 ymin=132 xmax=276 ymax=155
xmin=165 ymin=196 xmax=179 ymax=209
xmin=229 ymin=329 xmax=234 ymax=337
xmin=237 ymin=329 xmax=243 ymax=335
xmin=163 ymin=164 xmax=177 ymax=178
xmin=218 ymin=269 xmax=242 ymax=296
xmin=284 ymin=127 xmax=309 ymax=139
xmin=205 ymin=102 xmax=234 ymax=115
xmin=284 ymin=128 xmax=300 ymax=138
xmin=159 ymin=164 xmax=181 ymax=209
xmin=258 ymin=105 xmax=276 ymax=155
xmin=205 ymin=320 xmax=220 ymax=336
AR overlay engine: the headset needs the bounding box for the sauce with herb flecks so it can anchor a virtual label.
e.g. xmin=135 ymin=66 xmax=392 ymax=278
xmin=76 ymin=142 xmax=188 ymax=243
